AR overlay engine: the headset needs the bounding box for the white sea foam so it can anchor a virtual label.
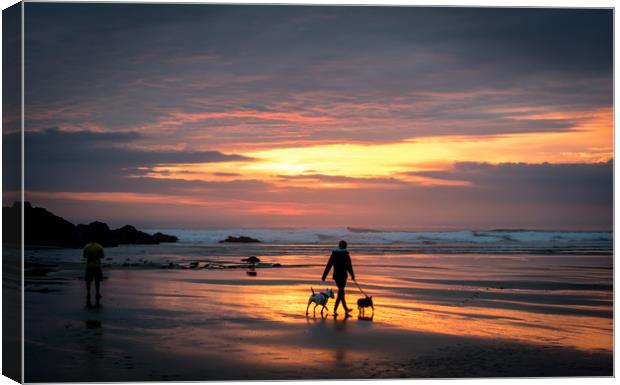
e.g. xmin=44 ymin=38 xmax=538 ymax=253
xmin=143 ymin=228 xmax=612 ymax=246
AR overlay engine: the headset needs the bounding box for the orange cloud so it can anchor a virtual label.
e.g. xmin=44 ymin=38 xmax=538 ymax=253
xmin=132 ymin=106 xmax=611 ymax=192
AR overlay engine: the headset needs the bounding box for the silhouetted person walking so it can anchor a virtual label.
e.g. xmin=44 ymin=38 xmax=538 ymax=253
xmin=84 ymin=241 xmax=104 ymax=307
xmin=322 ymin=240 xmax=355 ymax=316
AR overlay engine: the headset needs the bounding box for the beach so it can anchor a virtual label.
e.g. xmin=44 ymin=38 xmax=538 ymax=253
xmin=24 ymin=230 xmax=613 ymax=381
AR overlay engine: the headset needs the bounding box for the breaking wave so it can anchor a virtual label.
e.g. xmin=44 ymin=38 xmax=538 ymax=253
xmin=143 ymin=228 xmax=612 ymax=255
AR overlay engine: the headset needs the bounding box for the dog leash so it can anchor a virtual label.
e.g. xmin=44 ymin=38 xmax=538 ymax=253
xmin=354 ymin=280 xmax=369 ymax=297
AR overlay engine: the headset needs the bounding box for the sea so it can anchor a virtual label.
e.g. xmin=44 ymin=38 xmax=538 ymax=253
xmin=143 ymin=227 xmax=613 ymax=256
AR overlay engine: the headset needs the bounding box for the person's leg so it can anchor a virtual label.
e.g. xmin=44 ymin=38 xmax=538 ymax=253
xmin=94 ymin=268 xmax=102 ymax=306
xmin=85 ymin=273 xmax=93 ymax=307
xmin=334 ymin=280 xmax=345 ymax=314
xmin=85 ymin=269 xmax=92 ymax=299
xmin=85 ymin=280 xmax=91 ymax=299
xmin=334 ymin=289 xmax=342 ymax=314
xmin=340 ymin=281 xmax=351 ymax=313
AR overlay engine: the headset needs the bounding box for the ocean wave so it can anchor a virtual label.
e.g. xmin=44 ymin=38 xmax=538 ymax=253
xmin=143 ymin=228 xmax=612 ymax=246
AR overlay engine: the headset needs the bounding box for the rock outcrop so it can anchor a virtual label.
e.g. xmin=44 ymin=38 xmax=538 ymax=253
xmin=3 ymin=202 xmax=178 ymax=247
xmin=219 ymin=235 xmax=261 ymax=243
xmin=152 ymin=232 xmax=179 ymax=243
xmin=76 ymin=221 xmax=116 ymax=246
xmin=110 ymin=225 xmax=160 ymax=245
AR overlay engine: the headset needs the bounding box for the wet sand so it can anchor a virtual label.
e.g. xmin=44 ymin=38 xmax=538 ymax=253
xmin=25 ymin=249 xmax=613 ymax=381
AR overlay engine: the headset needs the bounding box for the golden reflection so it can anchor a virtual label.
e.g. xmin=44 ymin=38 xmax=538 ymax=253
xmin=139 ymin=252 xmax=612 ymax=354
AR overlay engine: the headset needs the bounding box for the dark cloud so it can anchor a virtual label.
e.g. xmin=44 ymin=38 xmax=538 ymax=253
xmin=21 ymin=128 xmax=252 ymax=191
xmin=407 ymin=160 xmax=613 ymax=208
xmin=24 ymin=128 xmax=250 ymax=164
xmin=412 ymin=160 xmax=612 ymax=182
xmin=413 ymin=8 xmax=612 ymax=76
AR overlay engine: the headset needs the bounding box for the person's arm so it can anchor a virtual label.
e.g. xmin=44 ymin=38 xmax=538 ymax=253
xmin=322 ymin=253 xmax=335 ymax=281
xmin=347 ymin=252 xmax=355 ymax=281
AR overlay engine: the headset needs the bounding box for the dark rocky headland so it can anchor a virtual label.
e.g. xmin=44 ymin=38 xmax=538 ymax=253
xmin=219 ymin=235 xmax=261 ymax=243
xmin=3 ymin=202 xmax=178 ymax=248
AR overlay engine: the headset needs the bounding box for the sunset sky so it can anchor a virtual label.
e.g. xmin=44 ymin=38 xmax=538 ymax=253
xmin=11 ymin=4 xmax=613 ymax=229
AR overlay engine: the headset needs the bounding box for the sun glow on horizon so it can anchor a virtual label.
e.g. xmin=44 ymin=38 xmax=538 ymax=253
xmin=134 ymin=107 xmax=612 ymax=189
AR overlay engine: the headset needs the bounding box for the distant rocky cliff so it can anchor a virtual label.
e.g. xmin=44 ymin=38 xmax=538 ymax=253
xmin=3 ymin=202 xmax=178 ymax=247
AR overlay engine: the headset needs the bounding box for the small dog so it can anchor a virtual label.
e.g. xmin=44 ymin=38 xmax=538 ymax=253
xmin=306 ymin=287 xmax=335 ymax=315
xmin=357 ymin=295 xmax=374 ymax=315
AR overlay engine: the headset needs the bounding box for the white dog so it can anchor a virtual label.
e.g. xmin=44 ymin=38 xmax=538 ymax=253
xmin=306 ymin=287 xmax=335 ymax=315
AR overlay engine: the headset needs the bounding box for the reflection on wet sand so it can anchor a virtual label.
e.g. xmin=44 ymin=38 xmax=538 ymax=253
xmin=25 ymin=252 xmax=612 ymax=381
xmin=134 ymin=253 xmax=612 ymax=354
xmin=147 ymin=254 xmax=611 ymax=352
